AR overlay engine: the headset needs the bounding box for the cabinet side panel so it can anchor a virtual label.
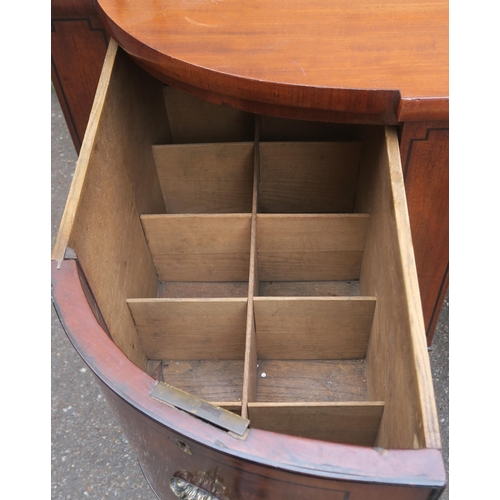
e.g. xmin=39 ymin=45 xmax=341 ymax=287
xmin=51 ymin=13 xmax=108 ymax=151
xmin=400 ymin=121 xmax=449 ymax=344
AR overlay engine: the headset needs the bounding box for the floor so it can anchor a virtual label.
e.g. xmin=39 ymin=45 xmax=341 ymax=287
xmin=51 ymin=87 xmax=449 ymax=500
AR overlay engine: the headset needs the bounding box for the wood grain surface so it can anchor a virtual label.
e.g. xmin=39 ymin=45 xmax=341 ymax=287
xmin=254 ymin=297 xmax=376 ymax=360
xmin=164 ymin=86 xmax=254 ymax=143
xmin=96 ymin=0 xmax=448 ymax=122
xmin=157 ymin=281 xmax=249 ymax=298
xmin=126 ymin=298 xmax=247 ymax=360
xmin=355 ymin=127 xmax=441 ymax=450
xmin=257 ymin=214 xmax=369 ymax=281
xmin=153 ymin=142 xmax=254 ymax=213
xmin=259 ymin=142 xmax=361 ymax=213
xmin=254 ymin=359 xmax=369 ymax=402
xmin=152 ymin=359 xmax=245 ymax=403
xmin=400 ymin=121 xmax=449 ymax=343
xmin=53 ymin=259 xmax=446 ymax=497
xmin=248 ymin=402 xmax=384 ymax=446
xmin=52 ymin=0 xmax=108 ymax=151
xmin=141 ymin=214 xmax=251 ymax=281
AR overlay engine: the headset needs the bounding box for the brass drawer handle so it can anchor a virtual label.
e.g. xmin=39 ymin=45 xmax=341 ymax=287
xmin=170 ymin=470 xmax=231 ymax=500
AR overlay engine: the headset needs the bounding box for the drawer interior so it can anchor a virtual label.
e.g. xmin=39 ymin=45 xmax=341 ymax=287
xmin=61 ymin=48 xmax=438 ymax=451
xmin=123 ymin=87 xmax=383 ymax=446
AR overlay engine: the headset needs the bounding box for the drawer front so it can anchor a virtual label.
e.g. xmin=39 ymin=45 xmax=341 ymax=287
xmin=100 ymin=382 xmax=440 ymax=500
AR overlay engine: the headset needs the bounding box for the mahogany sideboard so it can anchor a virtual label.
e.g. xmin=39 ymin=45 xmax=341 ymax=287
xmin=52 ymin=0 xmax=448 ymax=494
xmin=51 ymin=0 xmax=448 ymax=345
xmin=52 ymin=39 xmax=446 ymax=499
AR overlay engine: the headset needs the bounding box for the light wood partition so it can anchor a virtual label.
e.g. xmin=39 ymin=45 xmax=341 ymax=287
xmin=153 ymin=143 xmax=254 ymax=214
xmin=52 ymin=42 xmax=169 ymax=370
xmin=355 ymin=127 xmax=441 ymax=450
xmin=141 ymin=214 xmax=251 ymax=282
xmin=259 ymin=142 xmax=361 ymax=213
xmin=248 ymin=402 xmax=384 ymax=445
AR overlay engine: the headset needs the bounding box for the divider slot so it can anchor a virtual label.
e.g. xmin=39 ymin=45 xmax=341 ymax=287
xmin=127 ymin=298 xmax=247 ymax=405
xmin=241 ymin=116 xmax=260 ymax=418
xmin=128 ymin=103 xmax=385 ymax=439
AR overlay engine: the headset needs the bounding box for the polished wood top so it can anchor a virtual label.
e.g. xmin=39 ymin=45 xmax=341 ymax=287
xmin=96 ymin=0 xmax=448 ymax=123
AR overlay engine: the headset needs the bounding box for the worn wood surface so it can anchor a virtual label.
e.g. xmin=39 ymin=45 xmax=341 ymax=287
xmin=254 ymin=359 xmax=369 ymax=403
xmin=127 ymin=298 xmax=247 ymax=360
xmin=96 ymin=0 xmax=448 ymax=123
xmin=248 ymin=402 xmax=384 ymax=446
xmin=259 ymin=142 xmax=361 ymax=213
xmin=153 ymin=142 xmax=254 ymax=213
xmin=254 ymin=297 xmax=376 ymax=360
xmin=151 ymin=359 xmax=244 ymax=403
xmin=141 ymin=214 xmax=251 ymax=281
xmin=260 ymin=280 xmax=360 ymax=297
xmin=355 ymin=127 xmax=441 ymax=450
xmin=157 ymin=281 xmax=249 ymax=298
xmin=257 ymin=214 xmax=368 ymax=281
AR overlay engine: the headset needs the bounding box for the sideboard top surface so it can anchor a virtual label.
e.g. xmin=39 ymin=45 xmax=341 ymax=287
xmin=96 ymin=0 xmax=449 ymax=123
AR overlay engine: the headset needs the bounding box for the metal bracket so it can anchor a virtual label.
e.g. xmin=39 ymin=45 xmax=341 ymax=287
xmin=150 ymin=381 xmax=250 ymax=437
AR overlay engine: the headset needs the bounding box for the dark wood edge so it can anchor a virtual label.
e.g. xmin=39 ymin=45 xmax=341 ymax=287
xmin=51 ymin=59 xmax=82 ymax=151
xmin=133 ymin=58 xmax=398 ymax=126
xmin=401 ymin=123 xmax=449 ymax=344
xmin=51 ymin=15 xmax=109 ymax=152
xmin=95 ymin=2 xmax=448 ymax=123
xmin=51 ymin=0 xmax=100 ymax=19
xmin=402 ymin=126 xmax=450 ymax=180
xmin=425 ymin=265 xmax=449 ymax=345
xmin=52 ymin=258 xmax=446 ymax=489
xmin=95 ymin=4 xmax=402 ymax=124
xmin=398 ymin=98 xmax=449 ymax=123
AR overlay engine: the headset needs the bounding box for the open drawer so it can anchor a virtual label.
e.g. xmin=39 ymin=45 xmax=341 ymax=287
xmin=52 ymin=41 xmax=445 ymax=499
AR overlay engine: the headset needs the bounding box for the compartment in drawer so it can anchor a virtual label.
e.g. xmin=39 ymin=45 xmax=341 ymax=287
xmin=257 ymin=213 xmax=368 ymax=296
xmin=163 ymin=86 xmax=254 ymax=144
xmin=247 ymin=402 xmax=384 ymax=446
xmin=245 ymin=296 xmax=382 ymax=445
xmin=55 ymin=45 xmax=440 ymax=455
xmin=258 ymin=141 xmax=361 ymax=213
xmin=152 ymin=142 xmax=254 ymax=214
xmin=127 ymin=298 xmax=247 ymax=408
xmin=140 ymin=214 xmax=252 ymax=283
xmin=253 ymin=297 xmax=376 ymax=365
